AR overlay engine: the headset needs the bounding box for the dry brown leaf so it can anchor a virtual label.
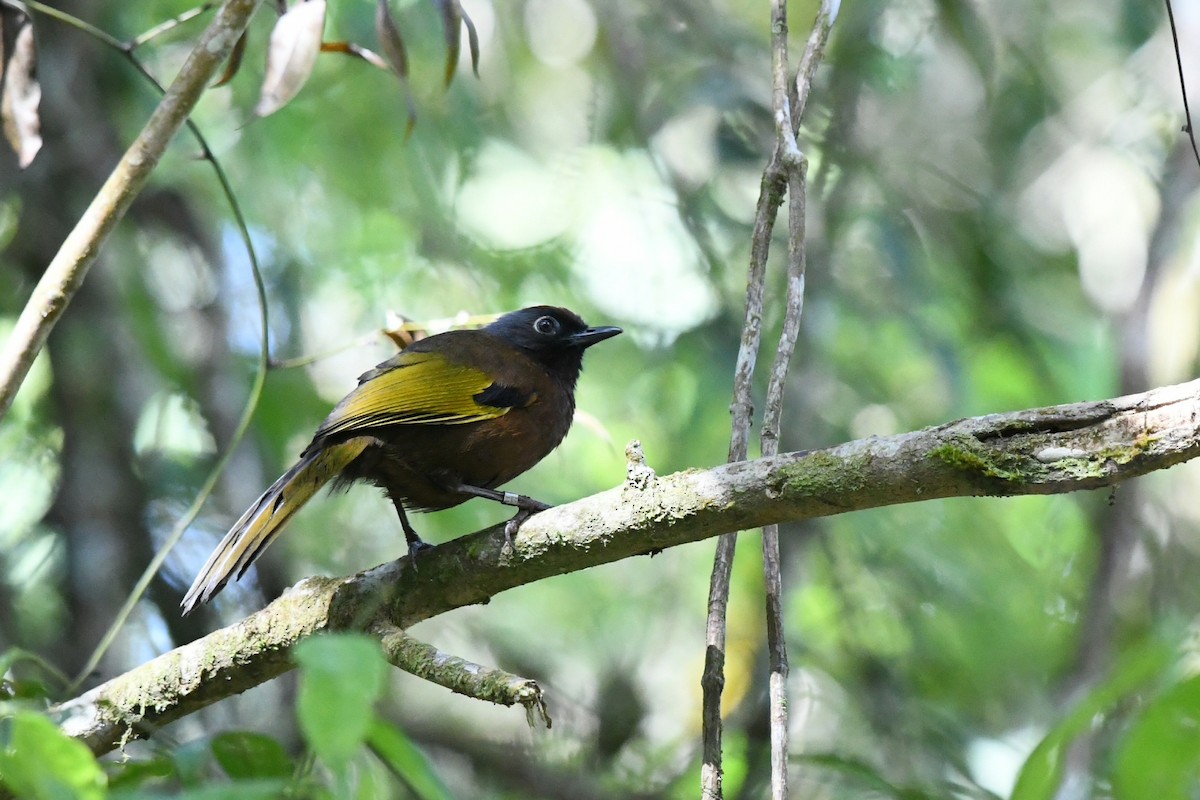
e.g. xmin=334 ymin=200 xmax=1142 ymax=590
xmin=1 ymin=18 xmax=42 ymax=169
xmin=461 ymin=4 xmax=481 ymax=78
xmin=321 ymin=41 xmax=389 ymax=72
xmin=433 ymin=0 xmax=480 ymax=85
xmin=255 ymin=0 xmax=327 ymax=117
xmin=381 ymin=314 xmax=428 ymax=349
xmin=375 ymin=0 xmax=417 ymax=138
xmin=432 ymin=0 xmax=461 ymax=87
xmin=375 ymin=0 xmax=408 ymax=79
xmin=212 ymin=30 xmax=248 ymax=88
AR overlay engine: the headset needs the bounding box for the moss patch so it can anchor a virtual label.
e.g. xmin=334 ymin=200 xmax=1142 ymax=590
xmin=1052 ymin=435 xmax=1159 ymax=479
xmin=777 ymin=449 xmax=870 ymax=498
xmin=930 ymin=436 xmax=1032 ymax=482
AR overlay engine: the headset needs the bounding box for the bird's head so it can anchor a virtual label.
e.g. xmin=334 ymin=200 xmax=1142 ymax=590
xmin=485 ymin=306 xmax=622 ymax=357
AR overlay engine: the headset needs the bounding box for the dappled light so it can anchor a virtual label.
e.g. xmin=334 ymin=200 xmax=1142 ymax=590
xmin=1 ymin=0 xmax=1199 ymax=797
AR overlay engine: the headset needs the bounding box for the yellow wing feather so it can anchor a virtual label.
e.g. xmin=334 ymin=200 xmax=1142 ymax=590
xmin=318 ymin=351 xmax=511 ymax=438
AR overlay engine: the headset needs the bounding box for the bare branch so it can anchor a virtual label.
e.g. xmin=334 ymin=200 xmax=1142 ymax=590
xmin=757 ymin=0 xmax=803 ymax=794
xmin=704 ymin=0 xmax=836 ymax=795
xmin=0 ymin=0 xmax=263 ymax=421
xmin=372 ymin=625 xmax=551 ymax=728
xmin=701 ymin=0 xmax=795 ymax=785
xmin=128 ymin=2 xmax=219 ymax=50
xmin=758 ymin=4 xmax=836 ymax=796
xmin=53 ymin=378 xmax=1200 ymax=755
xmin=1164 ymin=0 xmax=1200 ymax=171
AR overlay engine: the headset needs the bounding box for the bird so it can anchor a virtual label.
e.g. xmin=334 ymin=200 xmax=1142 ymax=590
xmin=180 ymin=306 xmax=622 ymax=614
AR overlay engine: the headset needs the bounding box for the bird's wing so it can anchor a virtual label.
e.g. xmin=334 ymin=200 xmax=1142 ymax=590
xmin=316 ymin=350 xmax=524 ymax=438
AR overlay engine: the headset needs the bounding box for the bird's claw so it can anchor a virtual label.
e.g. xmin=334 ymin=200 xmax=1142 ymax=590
xmin=406 ymin=538 xmax=435 ymax=570
xmin=503 ymin=514 xmax=526 ymax=549
xmin=408 ymin=539 xmax=435 ymax=557
xmin=503 ymin=503 xmax=551 ymax=549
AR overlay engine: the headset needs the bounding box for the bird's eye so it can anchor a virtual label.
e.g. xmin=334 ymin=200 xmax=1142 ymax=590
xmin=533 ymin=316 xmax=559 ymax=336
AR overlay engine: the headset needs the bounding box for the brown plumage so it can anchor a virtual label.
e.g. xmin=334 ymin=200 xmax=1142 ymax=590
xmin=181 ymin=306 xmax=621 ymax=613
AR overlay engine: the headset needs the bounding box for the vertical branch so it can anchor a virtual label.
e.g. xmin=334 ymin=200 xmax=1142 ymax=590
xmin=0 ymin=0 xmax=264 ymax=421
xmin=699 ymin=178 xmax=775 ymax=798
xmin=757 ymin=3 xmax=801 ymax=798
xmin=789 ymin=1 xmax=835 ymax=131
xmin=758 ymin=118 xmax=807 ymax=800
xmin=1164 ymin=0 xmax=1200 ymax=170
xmin=758 ymin=234 xmax=803 ymax=797
xmin=760 ymin=8 xmax=834 ymax=798
xmin=699 ymin=1 xmax=791 ymax=797
xmin=700 ymin=1 xmax=836 ymax=797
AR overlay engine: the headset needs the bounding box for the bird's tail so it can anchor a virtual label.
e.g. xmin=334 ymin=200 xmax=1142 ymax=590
xmin=180 ymin=437 xmax=371 ymax=614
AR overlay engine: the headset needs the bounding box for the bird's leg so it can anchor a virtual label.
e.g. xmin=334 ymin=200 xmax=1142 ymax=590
xmin=453 ymin=483 xmax=552 ymax=511
xmin=453 ymin=484 xmax=552 ymax=547
xmin=390 ymin=495 xmax=433 ymax=558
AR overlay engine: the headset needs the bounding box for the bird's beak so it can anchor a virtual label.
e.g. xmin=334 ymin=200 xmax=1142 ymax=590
xmin=571 ymin=325 xmax=623 ymax=348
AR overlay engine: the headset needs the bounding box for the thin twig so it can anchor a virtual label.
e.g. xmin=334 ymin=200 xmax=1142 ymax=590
xmin=270 ymin=313 xmax=500 ymax=369
xmin=372 ymin=625 xmax=551 ymax=728
xmin=701 ymin=0 xmax=837 ymax=793
xmin=127 ymin=2 xmax=218 ymax=51
xmin=3 ymin=0 xmax=123 ymax=49
xmin=757 ymin=4 xmax=836 ymax=797
xmin=21 ymin=4 xmax=273 ymax=689
xmin=760 ymin=5 xmax=799 ymax=797
xmin=789 ymin=1 xmax=835 ymax=135
xmin=757 ymin=0 xmax=800 ymax=794
xmin=698 ymin=97 xmax=778 ymax=800
xmin=3 ymin=0 xmax=268 ymax=686
xmin=269 ymin=331 xmax=380 ymax=370
xmin=70 ymin=146 xmax=269 ymax=691
xmin=699 ymin=0 xmax=798 ymax=790
xmin=700 ymin=530 xmax=737 ymax=800
xmin=1164 ymin=0 xmax=1200 ymax=171
xmin=0 ymin=0 xmax=263 ymax=421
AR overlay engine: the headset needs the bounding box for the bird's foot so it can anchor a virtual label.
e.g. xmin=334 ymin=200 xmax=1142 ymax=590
xmin=502 ymin=502 xmax=552 ymax=549
xmin=408 ymin=539 xmax=435 ymax=558
xmin=405 ymin=537 xmax=435 ymax=571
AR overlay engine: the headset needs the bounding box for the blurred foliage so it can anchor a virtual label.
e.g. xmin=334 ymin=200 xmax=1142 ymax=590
xmin=2 ymin=0 xmax=1200 ymax=797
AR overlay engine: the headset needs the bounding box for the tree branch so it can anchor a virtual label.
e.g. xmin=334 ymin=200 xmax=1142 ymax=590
xmin=54 ymin=378 xmax=1200 ymax=755
xmin=758 ymin=2 xmax=834 ymax=793
xmin=371 ymin=624 xmax=551 ymax=727
xmin=0 ymin=0 xmax=263 ymax=421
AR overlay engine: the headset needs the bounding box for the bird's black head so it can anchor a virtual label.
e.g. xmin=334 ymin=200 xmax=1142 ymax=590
xmin=485 ymin=306 xmax=622 ymax=355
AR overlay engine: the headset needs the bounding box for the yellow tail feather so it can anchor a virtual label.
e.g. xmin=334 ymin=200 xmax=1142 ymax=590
xmin=180 ymin=437 xmax=371 ymax=614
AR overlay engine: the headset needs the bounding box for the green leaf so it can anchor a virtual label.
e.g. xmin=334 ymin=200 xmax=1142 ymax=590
xmin=294 ymin=633 xmax=388 ymax=767
xmin=0 ymin=710 xmax=106 ymax=800
xmin=1112 ymin=674 xmax=1200 ymax=800
xmin=367 ymin=718 xmax=453 ymax=800
xmin=111 ymin=779 xmax=288 ymax=800
xmin=211 ymin=731 xmax=294 ymax=781
xmin=1011 ymin=642 xmax=1171 ymax=800
xmin=170 ymin=736 xmax=215 ymax=788
xmin=0 ymin=647 xmax=70 ymax=695
xmin=795 ymin=753 xmax=940 ymax=799
xmin=107 ymin=754 xmax=174 ymax=790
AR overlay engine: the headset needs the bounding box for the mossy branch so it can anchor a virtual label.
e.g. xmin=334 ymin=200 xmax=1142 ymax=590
xmin=372 ymin=625 xmax=551 ymax=727
xmin=53 ymin=378 xmax=1200 ymax=755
